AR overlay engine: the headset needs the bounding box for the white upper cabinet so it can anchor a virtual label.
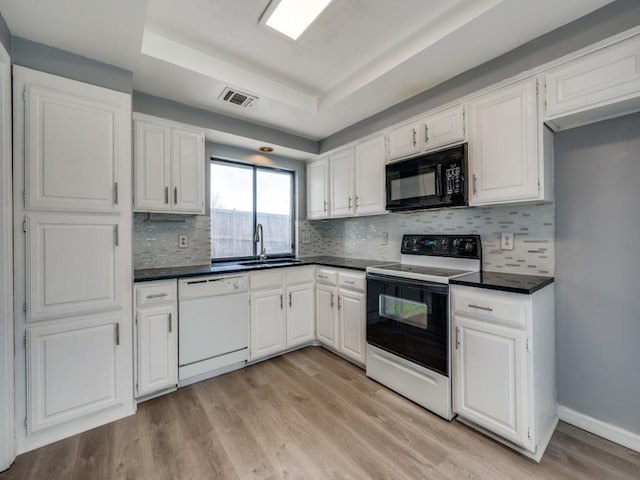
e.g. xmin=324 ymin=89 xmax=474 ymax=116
xmin=133 ymin=114 xmax=205 ymax=214
xmin=330 ymin=147 xmax=356 ymax=217
xmin=306 ymin=157 xmax=330 ymax=219
xmin=388 ymin=120 xmax=422 ymax=160
xmin=468 ymin=78 xmax=550 ymax=206
xmin=354 ymin=135 xmax=386 ymax=216
xmin=24 ymin=83 xmax=129 ymax=213
xmin=387 ymin=105 xmax=466 ymax=162
xmin=545 ymin=35 xmax=640 ymax=130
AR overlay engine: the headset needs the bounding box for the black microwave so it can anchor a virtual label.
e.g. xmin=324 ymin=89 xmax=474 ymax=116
xmin=385 ymin=144 xmax=467 ymax=212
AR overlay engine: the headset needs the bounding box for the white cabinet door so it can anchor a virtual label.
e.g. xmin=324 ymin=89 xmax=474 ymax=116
xmin=354 ymin=135 xmax=386 ymax=216
xmin=171 ymin=128 xmax=205 ymax=214
xmin=136 ymin=306 xmax=177 ymax=398
xmin=468 ymin=79 xmax=539 ymax=205
xmin=316 ymin=284 xmax=337 ymax=347
xmin=286 ymin=283 xmax=315 ymax=348
xmin=545 ymin=36 xmax=640 ymax=127
xmin=424 ymin=105 xmax=465 ymax=152
xmin=307 ymin=158 xmax=329 ymax=219
xmin=250 ymin=288 xmax=286 ymax=361
xmin=27 ymin=312 xmax=128 ymax=434
xmin=26 ymin=213 xmax=124 ymax=321
xmin=339 ymin=289 xmax=366 ymax=364
xmin=24 ymin=83 xmax=128 ymax=213
xmin=388 ymin=121 xmax=422 ymax=161
xmin=330 ymin=148 xmax=355 ymax=217
xmin=453 ymin=315 xmax=528 ymax=448
xmin=133 ymin=120 xmax=171 ymax=212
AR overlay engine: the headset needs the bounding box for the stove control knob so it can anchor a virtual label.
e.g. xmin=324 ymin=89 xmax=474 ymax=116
xmin=412 ymin=238 xmax=420 ymax=248
xmin=441 ymin=238 xmax=449 ymax=249
xmin=403 ymin=239 xmax=411 ymax=249
xmin=464 ymin=242 xmax=474 ymax=253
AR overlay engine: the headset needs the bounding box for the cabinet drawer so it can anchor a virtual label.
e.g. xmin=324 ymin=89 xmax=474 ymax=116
xmin=250 ymin=270 xmax=285 ymax=290
xmin=136 ymin=280 xmax=177 ymax=307
xmin=452 ymin=287 xmax=527 ymax=329
xmin=286 ymin=266 xmax=315 ymax=285
xmin=338 ymin=271 xmax=365 ymax=292
xmin=315 ymin=268 xmax=337 ymax=286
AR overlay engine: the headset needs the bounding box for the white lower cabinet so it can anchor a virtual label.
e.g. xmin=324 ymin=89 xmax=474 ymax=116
xmin=315 ymin=268 xmax=366 ymax=366
xmin=250 ymin=267 xmax=315 ymax=361
xmin=451 ymin=284 xmax=556 ymax=461
xmin=134 ymin=280 xmax=178 ymax=400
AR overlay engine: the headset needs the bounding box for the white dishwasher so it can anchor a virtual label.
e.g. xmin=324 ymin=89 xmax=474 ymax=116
xmin=178 ymin=274 xmax=249 ymax=385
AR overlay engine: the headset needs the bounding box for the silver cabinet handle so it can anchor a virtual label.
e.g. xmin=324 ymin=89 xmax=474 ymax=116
xmin=343 ymin=280 xmax=355 ymax=285
xmin=468 ymin=304 xmax=493 ymax=312
xmin=412 ymin=128 xmax=417 ymax=147
xmin=323 ymin=200 xmax=328 ymax=212
xmin=280 ymin=294 xmax=283 ymax=310
xmin=168 ymin=312 xmax=172 ymax=333
xmin=355 ymin=195 xmax=359 ymax=207
xmin=338 ymin=296 xmax=342 ymax=310
xmin=318 ymin=274 xmax=328 ymax=279
xmin=114 ymin=182 xmax=119 ymax=205
xmin=330 ymin=292 xmax=334 ymax=308
xmin=348 ymin=196 xmax=352 ymax=210
xmin=165 ymin=186 xmax=169 ymax=205
xmin=174 ymin=187 xmax=178 ymax=204
xmin=455 ymin=327 xmax=460 ymax=350
xmin=115 ymin=323 xmax=120 ymax=346
xmin=114 ymin=224 xmax=119 ymax=247
xmin=288 ymin=292 xmax=292 ymax=307
xmin=424 ymin=124 xmax=429 ymax=143
xmin=146 ymin=293 xmax=168 ymax=299
xmin=472 ymin=174 xmax=478 ymax=195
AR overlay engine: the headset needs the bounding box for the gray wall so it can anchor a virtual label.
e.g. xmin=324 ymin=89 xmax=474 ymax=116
xmin=322 ymin=0 xmax=640 ymax=151
xmin=11 ymin=37 xmax=132 ymax=93
xmin=555 ymin=112 xmax=640 ymax=435
xmin=134 ymin=91 xmax=318 ymax=154
xmin=0 ymin=10 xmax=10 ymax=54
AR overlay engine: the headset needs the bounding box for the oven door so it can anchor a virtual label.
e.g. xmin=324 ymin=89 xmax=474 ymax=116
xmin=366 ymin=273 xmax=449 ymax=376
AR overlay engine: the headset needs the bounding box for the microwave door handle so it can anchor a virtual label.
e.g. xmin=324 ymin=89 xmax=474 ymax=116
xmin=435 ymin=164 xmax=443 ymax=198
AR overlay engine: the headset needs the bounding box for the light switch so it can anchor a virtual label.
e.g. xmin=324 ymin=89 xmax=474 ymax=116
xmin=501 ymin=232 xmax=514 ymax=250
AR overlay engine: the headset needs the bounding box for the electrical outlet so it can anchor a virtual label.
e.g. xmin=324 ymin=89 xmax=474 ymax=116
xmin=501 ymin=232 xmax=514 ymax=250
xmin=178 ymin=235 xmax=188 ymax=249
xmin=336 ymin=234 xmax=342 ymax=244
xmin=381 ymin=232 xmax=389 ymax=245
xmin=302 ymin=232 xmax=311 ymax=244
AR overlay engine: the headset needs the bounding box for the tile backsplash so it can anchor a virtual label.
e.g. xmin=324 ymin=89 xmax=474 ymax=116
xmin=298 ymin=203 xmax=554 ymax=275
xmin=133 ymin=213 xmax=211 ymax=269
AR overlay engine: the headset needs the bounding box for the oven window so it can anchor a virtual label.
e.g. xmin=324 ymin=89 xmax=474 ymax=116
xmin=379 ymin=295 xmax=427 ymax=329
xmin=390 ymin=171 xmax=435 ymax=201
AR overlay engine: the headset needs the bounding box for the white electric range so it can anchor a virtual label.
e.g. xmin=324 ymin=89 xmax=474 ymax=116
xmin=365 ymin=234 xmax=481 ymax=419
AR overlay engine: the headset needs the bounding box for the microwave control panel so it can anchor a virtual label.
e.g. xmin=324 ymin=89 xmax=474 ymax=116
xmin=445 ymin=165 xmax=462 ymax=195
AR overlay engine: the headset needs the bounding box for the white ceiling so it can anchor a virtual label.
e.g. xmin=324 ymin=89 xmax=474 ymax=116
xmin=0 ymin=0 xmax=617 ymax=154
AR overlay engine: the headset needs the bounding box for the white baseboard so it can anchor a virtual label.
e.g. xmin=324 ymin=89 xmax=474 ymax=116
xmin=557 ymin=405 xmax=640 ymax=452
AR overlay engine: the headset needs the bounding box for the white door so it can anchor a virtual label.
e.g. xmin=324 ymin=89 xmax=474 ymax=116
xmin=136 ymin=307 xmax=177 ymax=398
xmin=24 ymin=83 xmax=127 ymax=213
xmin=26 ymin=312 xmax=127 ymax=434
xmin=339 ymin=289 xmax=366 ymax=364
xmin=171 ymin=128 xmax=204 ymax=214
xmin=424 ymin=105 xmax=465 ymax=152
xmin=354 ymin=135 xmax=386 ymax=216
xmin=26 ymin=213 xmax=124 ymax=321
xmin=468 ymin=79 xmax=539 ymax=205
xmin=453 ymin=315 xmax=528 ymax=447
xmin=133 ymin=119 xmax=171 ymax=212
xmin=388 ymin=121 xmax=422 ymax=161
xmin=250 ymin=288 xmax=286 ymax=361
xmin=330 ymin=148 xmax=355 ymax=217
xmin=315 ymin=284 xmax=337 ymax=347
xmin=307 ymin=158 xmax=329 ymax=219
xmin=286 ymin=283 xmax=315 ymax=348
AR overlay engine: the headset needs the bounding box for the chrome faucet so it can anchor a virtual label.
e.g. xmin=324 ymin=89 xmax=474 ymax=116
xmin=255 ymin=223 xmax=267 ymax=261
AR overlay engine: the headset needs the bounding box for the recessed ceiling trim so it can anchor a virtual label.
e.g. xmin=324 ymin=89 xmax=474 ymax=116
xmin=141 ymin=30 xmax=318 ymax=113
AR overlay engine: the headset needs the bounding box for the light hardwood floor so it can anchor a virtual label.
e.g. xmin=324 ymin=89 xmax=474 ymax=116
xmin=2 ymin=346 xmax=639 ymax=479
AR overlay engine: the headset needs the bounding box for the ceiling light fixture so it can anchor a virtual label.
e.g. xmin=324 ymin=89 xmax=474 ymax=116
xmin=259 ymin=146 xmax=274 ymax=153
xmin=262 ymin=0 xmax=333 ymax=40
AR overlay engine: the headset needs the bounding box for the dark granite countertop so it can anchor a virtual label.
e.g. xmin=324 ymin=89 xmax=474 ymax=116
xmin=134 ymin=256 xmax=388 ymax=282
xmin=450 ymin=271 xmax=554 ymax=295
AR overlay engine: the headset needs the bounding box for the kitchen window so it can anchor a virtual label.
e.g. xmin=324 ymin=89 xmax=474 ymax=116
xmin=210 ymin=159 xmax=295 ymax=261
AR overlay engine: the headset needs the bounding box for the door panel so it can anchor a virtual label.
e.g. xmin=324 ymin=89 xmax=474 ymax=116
xmin=330 ymin=148 xmax=355 ymax=217
xmin=388 ymin=121 xmax=422 ymax=160
xmin=137 ymin=307 xmax=177 ymax=397
xmin=307 ymin=158 xmax=329 ymax=219
xmin=316 ymin=284 xmax=336 ymax=347
xmin=25 ymin=84 xmax=124 ymax=212
xmin=27 ymin=214 xmax=122 ymax=321
xmin=250 ymin=289 xmax=286 ymax=361
xmin=171 ymin=128 xmax=204 ymax=213
xmin=287 ymin=283 xmax=315 ymax=347
xmin=355 ymin=135 xmax=386 ymax=216
xmin=339 ymin=289 xmax=366 ymax=364
xmin=133 ymin=120 xmax=171 ymax=211
xmin=27 ymin=312 xmax=125 ymax=433
xmin=425 ymin=105 xmax=465 ymax=152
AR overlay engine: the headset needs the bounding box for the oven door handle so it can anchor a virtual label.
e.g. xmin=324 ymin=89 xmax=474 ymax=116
xmin=366 ymin=273 xmax=449 ymax=293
